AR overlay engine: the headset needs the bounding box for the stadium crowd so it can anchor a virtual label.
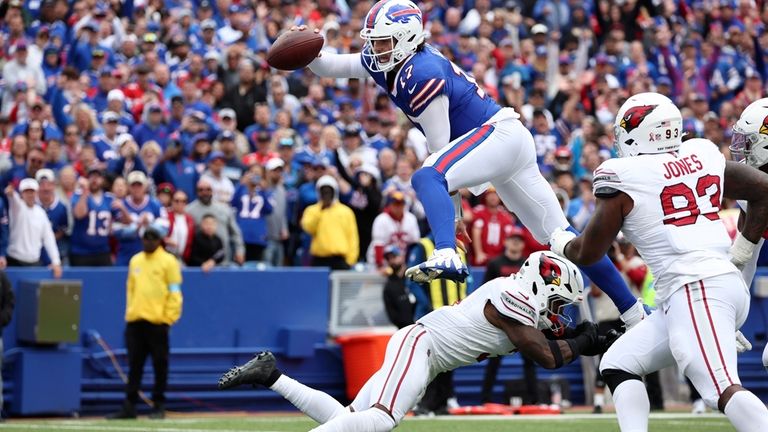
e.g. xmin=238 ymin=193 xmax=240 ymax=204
xmin=0 ymin=0 xmax=766 ymax=272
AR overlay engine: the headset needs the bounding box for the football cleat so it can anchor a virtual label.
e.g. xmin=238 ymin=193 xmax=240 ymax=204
xmin=405 ymin=248 xmax=469 ymax=283
xmin=218 ymin=351 xmax=276 ymax=390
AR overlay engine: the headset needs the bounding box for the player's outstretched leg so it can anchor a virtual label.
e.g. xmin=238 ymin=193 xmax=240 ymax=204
xmin=406 ymin=166 xmax=468 ymax=282
xmin=309 ymin=405 xmax=396 ymax=432
xmin=218 ymin=351 xmax=348 ymax=424
xmin=565 ymin=226 xmax=641 ymax=321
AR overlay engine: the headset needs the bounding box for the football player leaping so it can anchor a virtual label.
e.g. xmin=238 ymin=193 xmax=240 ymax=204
xmin=219 ymin=251 xmax=619 ymax=431
xmin=550 ymin=92 xmax=768 ymax=432
xmin=729 ymin=97 xmax=768 ymax=373
xmin=294 ymin=0 xmax=646 ymax=328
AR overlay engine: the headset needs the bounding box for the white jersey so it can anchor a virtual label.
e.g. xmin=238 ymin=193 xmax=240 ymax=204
xmin=416 ymin=275 xmax=540 ymax=373
xmin=592 ymin=138 xmax=737 ymax=303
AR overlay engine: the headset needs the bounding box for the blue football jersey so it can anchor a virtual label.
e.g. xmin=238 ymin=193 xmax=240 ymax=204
xmin=231 ymin=186 xmax=274 ymax=246
xmin=39 ymin=199 xmax=70 ymax=265
xmin=114 ymin=196 xmax=169 ymax=265
xmin=361 ymin=44 xmax=501 ymax=144
xmin=70 ymin=193 xmax=120 ymax=255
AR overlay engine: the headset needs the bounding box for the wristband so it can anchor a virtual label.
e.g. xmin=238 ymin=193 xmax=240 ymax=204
xmin=548 ymin=339 xmax=564 ymax=368
xmin=565 ymin=332 xmax=592 ymax=360
xmin=731 ymin=232 xmax=757 ymax=266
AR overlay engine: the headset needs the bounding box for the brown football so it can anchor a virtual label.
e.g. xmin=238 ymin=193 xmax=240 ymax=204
xmin=267 ymin=30 xmax=325 ymax=71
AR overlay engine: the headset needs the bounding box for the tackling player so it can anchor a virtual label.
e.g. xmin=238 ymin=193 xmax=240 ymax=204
xmin=218 ymin=251 xmax=619 ymax=432
xmin=549 ymin=92 xmax=768 ymax=432
xmin=728 ymin=97 xmax=768 ymax=372
xmin=294 ymin=0 xmax=645 ymax=328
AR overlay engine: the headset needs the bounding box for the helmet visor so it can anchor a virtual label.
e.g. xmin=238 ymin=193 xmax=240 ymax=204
xmin=543 ymin=296 xmax=574 ymax=335
xmin=730 ymin=129 xmax=761 ymax=165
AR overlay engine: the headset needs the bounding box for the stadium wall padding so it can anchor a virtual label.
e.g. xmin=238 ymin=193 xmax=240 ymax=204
xmin=0 ymin=267 xmax=766 ymax=416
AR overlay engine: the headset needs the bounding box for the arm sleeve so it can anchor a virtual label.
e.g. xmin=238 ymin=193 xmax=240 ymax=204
xmin=300 ymin=205 xmax=320 ymax=235
xmin=163 ymin=260 xmax=183 ymax=324
xmin=489 ymin=281 xmax=539 ymax=327
xmin=41 ymin=219 xmax=61 ymax=265
xmin=417 ymin=95 xmax=451 ymax=152
xmin=308 ymin=52 xmax=368 ymax=79
xmin=592 ymin=162 xmax=625 ymax=198
xmin=344 ymin=209 xmax=359 ymax=265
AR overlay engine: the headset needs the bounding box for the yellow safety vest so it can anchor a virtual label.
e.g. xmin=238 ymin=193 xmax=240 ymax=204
xmin=641 ymin=268 xmax=656 ymax=308
xmin=419 ymin=238 xmax=468 ymax=310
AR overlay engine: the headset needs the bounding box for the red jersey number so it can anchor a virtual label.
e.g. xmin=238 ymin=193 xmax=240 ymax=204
xmin=660 ymin=175 xmax=721 ymax=227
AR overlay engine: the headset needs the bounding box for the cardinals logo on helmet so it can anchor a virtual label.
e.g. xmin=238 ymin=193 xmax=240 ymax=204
xmin=539 ymin=254 xmax=561 ymax=287
xmin=760 ymin=114 xmax=768 ymax=135
xmin=620 ymin=105 xmax=658 ymax=134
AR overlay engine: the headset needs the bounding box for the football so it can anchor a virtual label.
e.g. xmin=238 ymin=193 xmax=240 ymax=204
xmin=267 ymin=30 xmax=325 ymax=71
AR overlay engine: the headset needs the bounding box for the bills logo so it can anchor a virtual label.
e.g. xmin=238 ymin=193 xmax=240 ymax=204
xmin=386 ymin=4 xmax=422 ymax=24
xmin=760 ymin=114 xmax=768 ymax=135
xmin=620 ymin=105 xmax=658 ymax=134
xmin=539 ymin=254 xmax=561 ymax=287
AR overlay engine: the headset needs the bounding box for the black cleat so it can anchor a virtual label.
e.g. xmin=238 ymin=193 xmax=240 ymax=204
xmin=218 ymin=351 xmax=277 ymax=390
xmin=106 ymin=401 xmax=137 ymax=420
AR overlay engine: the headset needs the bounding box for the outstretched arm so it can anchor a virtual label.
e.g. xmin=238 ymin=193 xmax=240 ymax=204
xmin=308 ymin=52 xmax=369 ymax=79
xmin=562 ymin=192 xmax=633 ymax=266
xmin=723 ymin=161 xmax=768 ymax=243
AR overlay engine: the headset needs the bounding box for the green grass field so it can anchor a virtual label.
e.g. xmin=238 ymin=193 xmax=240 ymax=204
xmin=0 ymin=413 xmax=734 ymax=432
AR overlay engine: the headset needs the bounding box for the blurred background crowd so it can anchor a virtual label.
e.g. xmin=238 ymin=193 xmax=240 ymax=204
xmin=0 ymin=0 xmax=766 ymax=273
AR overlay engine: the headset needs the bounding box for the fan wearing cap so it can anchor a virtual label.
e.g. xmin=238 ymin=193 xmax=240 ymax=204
xmin=86 ymin=65 xmax=117 ymax=113
xmin=91 ymin=111 xmax=122 ymax=161
xmin=70 ymin=168 xmax=128 ymax=266
xmin=36 ymin=169 xmax=70 ymax=266
xmin=242 ymin=130 xmax=279 ymax=168
xmin=106 ymin=90 xmax=136 ymax=130
xmin=3 ymin=179 xmax=61 ymax=277
xmin=215 ymin=130 xmax=246 ymax=181
xmin=337 ymin=122 xmax=378 ymax=169
xmin=152 ymin=137 xmax=200 ymax=200
xmin=362 ymin=112 xmax=391 ymax=151
xmin=368 ymin=191 xmax=420 ymax=268
xmin=2 ymin=40 xmax=46 ymax=111
xmin=381 ymin=245 xmax=415 ymax=329
xmin=112 ymin=171 xmax=169 ymax=265
xmin=231 ymin=164 xmax=274 ymax=262
xmin=217 ymin=108 xmax=250 ymax=156
xmin=131 ymin=103 xmax=170 ymax=149
xmin=200 ymin=150 xmax=236 ymax=204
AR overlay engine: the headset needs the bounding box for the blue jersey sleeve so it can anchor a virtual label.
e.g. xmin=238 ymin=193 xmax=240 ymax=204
xmin=399 ymin=57 xmax=446 ymax=117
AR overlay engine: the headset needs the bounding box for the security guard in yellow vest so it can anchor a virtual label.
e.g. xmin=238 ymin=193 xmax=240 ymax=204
xmin=406 ymin=235 xmax=473 ymax=414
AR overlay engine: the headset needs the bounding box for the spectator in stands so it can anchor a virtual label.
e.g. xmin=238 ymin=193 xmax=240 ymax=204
xmin=216 ymin=130 xmax=245 ymax=183
xmin=2 ymin=42 xmax=46 ymax=110
xmin=381 ymin=245 xmax=414 ymax=329
xmin=155 ymin=183 xmax=174 ymax=209
xmin=113 ymin=171 xmax=168 ymax=266
xmin=139 ymin=141 xmax=163 ymax=179
xmin=242 ymin=131 xmax=278 ymax=168
xmin=152 ymin=137 xmax=199 ymax=201
xmin=232 ymin=165 xmax=273 ymax=262
xmin=56 ymin=165 xmax=77 ymax=207
xmin=382 ymin=158 xmax=424 ymax=221
xmin=132 ymin=104 xmax=169 ymax=149
xmin=36 ymin=169 xmax=70 ymax=266
xmin=5 ymin=179 xmax=61 ymax=277
xmin=1 ymin=145 xmax=46 ymax=190
xmin=217 ymin=108 xmax=250 ymax=156
xmin=70 ymin=168 xmax=127 ymax=266
xmin=201 ymin=151 xmax=235 ymax=205
xmin=187 ymin=214 xmax=225 ymax=272
xmin=336 ymin=123 xmax=377 ymax=169
xmin=471 ymin=187 xmax=516 ymax=266
xmin=367 ymin=191 xmax=420 ymax=269
xmin=221 ymin=59 xmax=267 ymax=130
xmin=0 ymin=270 xmax=13 ymax=420
xmin=186 ymin=178 xmax=245 ymax=265
xmin=337 ymin=161 xmax=382 ymax=261
xmin=301 ymin=175 xmax=358 ymax=270
xmin=165 ymin=190 xmax=194 ymax=263
xmin=264 ymin=158 xmax=288 ymax=267
xmin=107 ymin=134 xmax=146 ymax=179
xmin=108 ymin=227 xmax=182 ymax=420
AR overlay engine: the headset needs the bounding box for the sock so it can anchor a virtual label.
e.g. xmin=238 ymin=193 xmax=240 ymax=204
xmin=270 ymin=375 xmax=348 ymax=424
xmin=310 ymin=407 xmax=396 ymax=432
xmin=724 ymin=390 xmax=768 ymax=432
xmin=612 ymin=379 xmax=649 ymax=432
xmin=411 ymin=167 xmax=455 ymax=250
xmin=594 ymin=393 xmax=605 ymax=407
xmin=566 ymin=226 xmax=636 ymax=313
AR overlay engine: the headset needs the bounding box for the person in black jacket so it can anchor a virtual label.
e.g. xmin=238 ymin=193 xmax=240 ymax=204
xmin=187 ymin=214 xmax=225 ymax=271
xmin=0 ymin=271 xmax=14 ymax=419
xmin=381 ymin=246 xmax=414 ymax=329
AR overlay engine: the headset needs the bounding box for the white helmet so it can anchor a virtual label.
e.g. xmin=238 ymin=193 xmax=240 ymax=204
xmin=517 ymin=251 xmax=584 ymax=334
xmin=613 ymin=92 xmax=683 ymax=158
xmin=360 ymin=0 xmax=426 ymax=73
xmin=730 ymin=97 xmax=768 ymax=168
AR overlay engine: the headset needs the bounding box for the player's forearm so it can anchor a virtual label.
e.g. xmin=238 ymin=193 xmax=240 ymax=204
xmin=308 ymin=52 xmax=368 ymax=79
xmin=724 ymin=161 xmax=768 ymax=242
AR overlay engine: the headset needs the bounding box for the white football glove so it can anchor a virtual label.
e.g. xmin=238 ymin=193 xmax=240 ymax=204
xmin=619 ymin=298 xmax=649 ymax=330
xmin=730 ymin=233 xmax=758 ymax=271
xmin=549 ymin=227 xmax=576 ymax=257
xmin=735 ymin=330 xmax=752 ymax=354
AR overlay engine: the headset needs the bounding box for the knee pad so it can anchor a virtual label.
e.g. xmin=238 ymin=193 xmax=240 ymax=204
xmin=411 ymin=167 xmax=447 ymax=191
xmin=601 ymin=368 xmax=642 ymax=394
